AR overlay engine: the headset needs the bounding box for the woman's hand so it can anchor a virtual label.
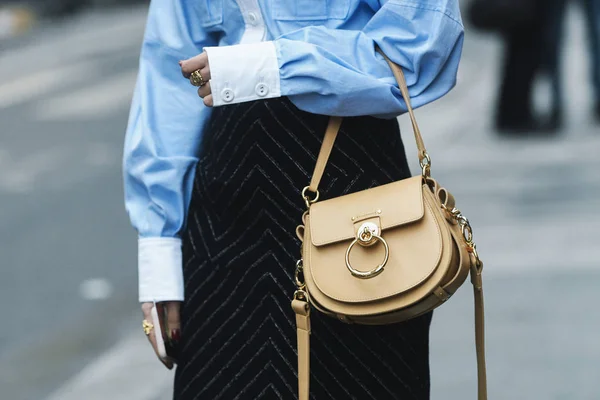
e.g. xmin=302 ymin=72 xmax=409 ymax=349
xmin=180 ymin=52 xmax=213 ymax=107
xmin=141 ymin=301 xmax=181 ymax=370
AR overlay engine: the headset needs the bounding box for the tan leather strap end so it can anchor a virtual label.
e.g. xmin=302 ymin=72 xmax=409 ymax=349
xmin=437 ymin=187 xmax=456 ymax=213
xmin=470 ymin=263 xmax=487 ymax=400
xmin=292 ymin=298 xmax=311 ymax=400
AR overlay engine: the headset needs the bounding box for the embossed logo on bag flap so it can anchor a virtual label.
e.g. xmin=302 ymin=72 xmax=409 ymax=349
xmin=309 ymin=176 xmax=425 ymax=246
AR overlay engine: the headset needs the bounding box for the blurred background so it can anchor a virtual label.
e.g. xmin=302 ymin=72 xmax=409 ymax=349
xmin=0 ymin=0 xmax=598 ymax=399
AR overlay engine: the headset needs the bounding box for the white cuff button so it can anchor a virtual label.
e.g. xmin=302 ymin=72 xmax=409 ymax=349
xmin=221 ymin=88 xmax=234 ymax=103
xmin=248 ymin=12 xmax=259 ymax=26
xmin=255 ymin=83 xmax=269 ymax=97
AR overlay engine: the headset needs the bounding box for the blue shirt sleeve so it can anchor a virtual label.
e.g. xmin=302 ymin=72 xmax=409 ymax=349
xmin=274 ymin=0 xmax=464 ymax=118
xmin=123 ymin=0 xmax=216 ymax=239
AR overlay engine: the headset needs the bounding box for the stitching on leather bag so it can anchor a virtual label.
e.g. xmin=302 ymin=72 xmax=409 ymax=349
xmin=310 ymin=177 xmax=425 ymax=246
xmin=311 ymin=213 xmax=423 ymax=246
xmin=308 ymin=188 xmax=445 ymax=302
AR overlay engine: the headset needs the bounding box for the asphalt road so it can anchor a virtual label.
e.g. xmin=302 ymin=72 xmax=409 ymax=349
xmin=0 ymin=7 xmax=146 ymax=400
xmin=0 ymin=4 xmax=599 ymax=400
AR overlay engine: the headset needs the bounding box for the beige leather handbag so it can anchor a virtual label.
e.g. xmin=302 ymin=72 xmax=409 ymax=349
xmin=292 ymin=51 xmax=487 ymax=400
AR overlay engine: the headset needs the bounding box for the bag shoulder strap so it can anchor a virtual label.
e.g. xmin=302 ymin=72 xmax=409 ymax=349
xmin=472 ymin=265 xmax=488 ymax=399
xmin=292 ymin=299 xmax=311 ymax=399
xmin=296 ymin=49 xmax=488 ymax=399
xmin=307 ymin=48 xmax=427 ymax=194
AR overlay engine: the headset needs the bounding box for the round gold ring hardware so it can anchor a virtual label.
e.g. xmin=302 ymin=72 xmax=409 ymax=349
xmin=462 ymin=222 xmax=473 ymax=244
xmin=301 ymin=186 xmax=319 ymax=208
xmin=345 ymin=234 xmax=389 ymax=279
xmin=189 ymin=69 xmax=205 ymax=87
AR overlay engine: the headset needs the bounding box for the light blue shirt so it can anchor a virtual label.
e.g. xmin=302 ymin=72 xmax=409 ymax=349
xmin=124 ymin=0 xmax=464 ymax=302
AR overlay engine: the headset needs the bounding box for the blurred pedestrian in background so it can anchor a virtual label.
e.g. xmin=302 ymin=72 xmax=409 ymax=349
xmin=0 ymin=0 xmax=147 ymax=41
xmin=584 ymin=0 xmax=600 ymax=120
xmin=123 ymin=0 xmax=464 ymax=398
xmin=469 ymin=0 xmax=600 ymax=135
xmin=543 ymin=0 xmax=600 ymax=127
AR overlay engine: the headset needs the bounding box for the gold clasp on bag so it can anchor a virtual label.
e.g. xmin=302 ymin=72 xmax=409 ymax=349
xmin=345 ymin=222 xmax=389 ymax=279
xmin=301 ymin=186 xmax=319 ymax=209
xmin=294 ymin=289 xmax=308 ymax=301
xmin=442 ymin=205 xmax=483 ymax=270
xmin=420 ymin=151 xmax=432 ymax=178
xmin=295 ymin=259 xmax=306 ymax=290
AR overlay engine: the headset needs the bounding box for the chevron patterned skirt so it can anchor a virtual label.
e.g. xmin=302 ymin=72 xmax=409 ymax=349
xmin=175 ymin=97 xmax=433 ymax=400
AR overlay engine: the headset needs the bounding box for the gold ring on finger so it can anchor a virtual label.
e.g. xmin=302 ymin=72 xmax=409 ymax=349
xmin=190 ymin=69 xmax=205 ymax=87
xmin=142 ymin=320 xmax=154 ymax=336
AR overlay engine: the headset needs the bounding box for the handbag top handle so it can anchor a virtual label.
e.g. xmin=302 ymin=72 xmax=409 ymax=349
xmin=306 ymin=48 xmax=429 ymax=195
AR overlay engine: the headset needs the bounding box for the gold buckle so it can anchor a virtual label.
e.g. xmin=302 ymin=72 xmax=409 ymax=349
xmin=345 ymin=223 xmax=389 ymax=279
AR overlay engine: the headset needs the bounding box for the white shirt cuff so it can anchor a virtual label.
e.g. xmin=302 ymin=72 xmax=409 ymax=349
xmin=138 ymin=237 xmax=184 ymax=303
xmin=205 ymin=41 xmax=281 ymax=106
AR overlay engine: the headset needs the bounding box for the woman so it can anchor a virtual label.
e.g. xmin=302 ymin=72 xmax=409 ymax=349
xmin=124 ymin=0 xmax=464 ymax=398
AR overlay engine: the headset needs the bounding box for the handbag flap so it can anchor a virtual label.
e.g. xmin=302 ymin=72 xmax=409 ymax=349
xmin=309 ymin=176 xmax=424 ymax=246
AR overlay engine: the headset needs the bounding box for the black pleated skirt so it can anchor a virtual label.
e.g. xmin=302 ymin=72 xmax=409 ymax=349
xmin=175 ymin=97 xmax=433 ymax=400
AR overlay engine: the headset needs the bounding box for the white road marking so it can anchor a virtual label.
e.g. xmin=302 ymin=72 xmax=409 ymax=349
xmin=85 ymin=142 xmax=119 ymax=167
xmin=433 ymin=136 xmax=600 ymax=172
xmin=79 ymin=278 xmax=113 ymax=301
xmin=475 ymin=221 xmax=600 ymax=274
xmin=34 ymin=70 xmax=138 ymax=121
xmin=0 ymin=61 xmax=99 ymax=109
xmin=0 ymin=146 xmax=70 ymax=193
xmin=0 ymin=6 xmax=146 ymax=79
xmin=46 ymin=332 xmax=173 ymax=400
